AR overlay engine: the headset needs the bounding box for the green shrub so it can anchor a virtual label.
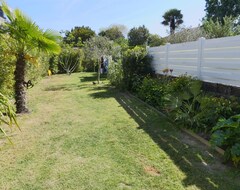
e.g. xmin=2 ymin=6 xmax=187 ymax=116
xmin=167 ymin=79 xmax=203 ymax=130
xmin=25 ymin=53 xmax=50 ymax=84
xmin=108 ymin=60 xmax=124 ymax=88
xmin=49 ymin=55 xmax=59 ymax=74
xmin=197 ymin=96 xmax=234 ymax=132
xmin=137 ymin=77 xmax=167 ymax=109
xmin=122 ymin=46 xmax=153 ymax=91
xmin=210 ymin=114 xmax=240 ymax=166
xmin=0 ymin=35 xmax=15 ymax=97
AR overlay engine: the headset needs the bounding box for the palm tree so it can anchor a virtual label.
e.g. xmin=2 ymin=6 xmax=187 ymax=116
xmin=1 ymin=2 xmax=61 ymax=113
xmin=162 ymin=9 xmax=183 ymax=35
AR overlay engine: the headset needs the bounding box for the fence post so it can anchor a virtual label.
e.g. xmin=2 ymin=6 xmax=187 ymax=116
xmin=197 ymin=37 xmax=205 ymax=79
xmin=165 ymin=43 xmax=170 ymax=69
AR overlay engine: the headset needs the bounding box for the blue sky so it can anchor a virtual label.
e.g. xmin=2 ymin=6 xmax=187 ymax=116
xmin=5 ymin=0 xmax=206 ymax=37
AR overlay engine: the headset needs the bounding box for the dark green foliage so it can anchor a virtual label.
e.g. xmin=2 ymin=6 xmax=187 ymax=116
xmin=48 ymin=55 xmax=59 ymax=74
xmin=167 ymin=79 xmax=203 ymax=130
xmin=128 ymin=25 xmax=150 ymax=47
xmin=63 ymin=26 xmax=95 ymax=47
xmin=137 ymin=77 xmax=167 ymax=109
xmin=204 ymin=0 xmax=240 ymax=24
xmin=161 ymin=9 xmax=183 ymax=34
xmin=198 ymin=97 xmax=230 ymax=128
xmin=211 ymin=114 xmax=240 ymax=166
xmin=148 ymin=34 xmax=165 ymax=47
xmin=122 ymin=46 xmax=153 ymax=91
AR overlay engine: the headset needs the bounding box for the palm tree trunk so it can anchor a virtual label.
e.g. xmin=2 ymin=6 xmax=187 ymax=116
xmin=14 ymin=53 xmax=29 ymax=113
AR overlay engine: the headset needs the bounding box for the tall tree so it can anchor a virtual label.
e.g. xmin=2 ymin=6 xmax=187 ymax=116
xmin=83 ymin=36 xmax=114 ymax=83
xmin=1 ymin=2 xmax=61 ymax=113
xmin=128 ymin=25 xmax=150 ymax=47
xmin=99 ymin=25 xmax=125 ymax=41
xmin=205 ymin=0 xmax=240 ymax=23
xmin=63 ymin=26 xmax=95 ymax=47
xmin=161 ymin=9 xmax=183 ymax=34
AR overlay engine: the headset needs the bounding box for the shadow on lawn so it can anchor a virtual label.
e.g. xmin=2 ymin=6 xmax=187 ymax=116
xmin=115 ymin=94 xmax=240 ymax=190
xmin=88 ymin=87 xmax=240 ymax=190
xmin=44 ymin=83 xmax=88 ymax=91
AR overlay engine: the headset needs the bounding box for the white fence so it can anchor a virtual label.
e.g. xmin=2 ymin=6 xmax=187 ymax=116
xmin=148 ymin=35 xmax=240 ymax=87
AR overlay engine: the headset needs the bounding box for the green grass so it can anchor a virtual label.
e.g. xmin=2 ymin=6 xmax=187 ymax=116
xmin=0 ymin=72 xmax=239 ymax=190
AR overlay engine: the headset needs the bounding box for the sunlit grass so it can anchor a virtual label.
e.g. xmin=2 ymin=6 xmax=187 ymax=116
xmin=0 ymin=73 xmax=239 ymax=190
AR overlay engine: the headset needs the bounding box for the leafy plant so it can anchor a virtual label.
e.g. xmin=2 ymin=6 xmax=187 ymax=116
xmin=0 ymin=93 xmax=19 ymax=143
xmin=58 ymin=47 xmax=83 ymax=75
xmin=210 ymin=114 xmax=240 ymax=166
xmin=107 ymin=60 xmax=124 ymax=88
xmin=197 ymin=96 xmax=234 ymax=132
xmin=167 ymin=79 xmax=203 ymax=130
xmin=137 ymin=77 xmax=167 ymax=109
xmin=202 ymin=16 xmax=240 ymax=39
xmin=122 ymin=46 xmax=153 ymax=91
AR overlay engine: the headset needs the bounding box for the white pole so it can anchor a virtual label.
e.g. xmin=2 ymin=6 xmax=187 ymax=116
xmin=197 ymin=37 xmax=205 ymax=79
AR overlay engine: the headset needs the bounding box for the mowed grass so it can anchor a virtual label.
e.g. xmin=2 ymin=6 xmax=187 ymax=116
xmin=0 ymin=72 xmax=239 ymax=190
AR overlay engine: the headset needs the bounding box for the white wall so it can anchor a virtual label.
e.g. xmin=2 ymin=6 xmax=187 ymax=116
xmin=148 ymin=35 xmax=240 ymax=87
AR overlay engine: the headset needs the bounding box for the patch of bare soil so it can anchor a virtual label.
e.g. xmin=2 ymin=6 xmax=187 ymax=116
xmin=144 ymin=165 xmax=161 ymax=176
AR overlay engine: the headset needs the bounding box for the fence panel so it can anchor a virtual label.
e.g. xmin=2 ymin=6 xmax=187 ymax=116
xmin=148 ymin=35 xmax=240 ymax=87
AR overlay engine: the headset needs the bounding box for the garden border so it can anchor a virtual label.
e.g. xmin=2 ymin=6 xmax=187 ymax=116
xmin=125 ymin=92 xmax=225 ymax=156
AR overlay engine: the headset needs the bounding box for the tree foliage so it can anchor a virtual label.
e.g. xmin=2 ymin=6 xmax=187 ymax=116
xmin=122 ymin=46 xmax=153 ymax=91
xmin=63 ymin=26 xmax=95 ymax=47
xmin=148 ymin=34 xmax=165 ymax=47
xmin=99 ymin=25 xmax=125 ymax=41
xmin=161 ymin=9 xmax=183 ymax=34
xmin=84 ymin=36 xmax=115 ymax=83
xmin=128 ymin=25 xmax=150 ymax=47
xmin=202 ymin=16 xmax=240 ymax=38
xmin=58 ymin=46 xmax=84 ymax=75
xmin=0 ymin=34 xmax=15 ymax=96
xmin=204 ymin=0 xmax=240 ymax=24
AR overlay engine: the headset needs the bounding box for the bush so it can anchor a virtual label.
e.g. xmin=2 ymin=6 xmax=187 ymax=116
xmin=58 ymin=47 xmax=84 ymax=75
xmin=211 ymin=114 xmax=240 ymax=166
xmin=137 ymin=77 xmax=167 ymax=109
xmin=25 ymin=53 xmax=50 ymax=84
xmin=197 ymin=96 xmax=235 ymax=132
xmin=49 ymin=55 xmax=59 ymax=74
xmin=122 ymin=46 xmax=153 ymax=91
xmin=0 ymin=35 xmax=15 ymax=97
xmin=107 ymin=60 xmax=124 ymax=88
xmin=167 ymin=79 xmax=203 ymax=130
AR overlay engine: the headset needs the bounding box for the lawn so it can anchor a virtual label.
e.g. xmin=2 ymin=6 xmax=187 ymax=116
xmin=0 ymin=73 xmax=239 ymax=190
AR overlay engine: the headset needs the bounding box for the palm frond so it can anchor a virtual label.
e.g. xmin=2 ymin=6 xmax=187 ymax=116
xmin=43 ymin=29 xmax=62 ymax=42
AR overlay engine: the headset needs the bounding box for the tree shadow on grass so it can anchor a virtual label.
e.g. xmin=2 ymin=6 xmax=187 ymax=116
xmin=44 ymin=84 xmax=89 ymax=91
xmin=114 ymin=93 xmax=240 ymax=190
xmin=79 ymin=73 xmax=108 ymax=83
